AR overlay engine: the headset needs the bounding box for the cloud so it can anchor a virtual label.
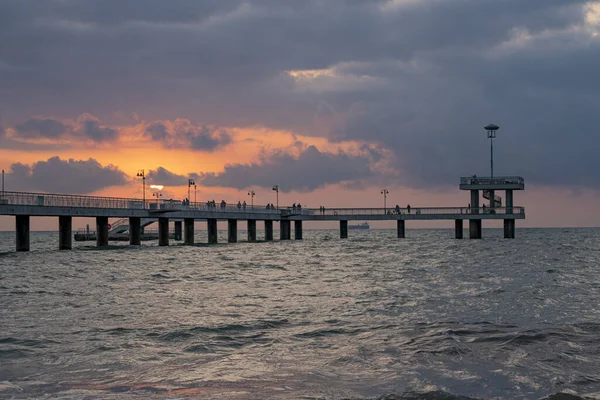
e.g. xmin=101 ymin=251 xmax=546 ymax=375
xmin=12 ymin=117 xmax=68 ymax=139
xmin=74 ymin=114 xmax=118 ymax=142
xmin=144 ymin=120 xmax=232 ymax=151
xmin=198 ymin=145 xmax=377 ymax=192
xmin=0 ymin=1 xmax=599 ymax=190
xmin=4 ymin=156 xmax=128 ymax=193
xmin=147 ymin=167 xmax=193 ymax=186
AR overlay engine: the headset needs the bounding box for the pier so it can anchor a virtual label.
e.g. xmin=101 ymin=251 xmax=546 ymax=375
xmin=0 ymin=176 xmax=525 ymax=251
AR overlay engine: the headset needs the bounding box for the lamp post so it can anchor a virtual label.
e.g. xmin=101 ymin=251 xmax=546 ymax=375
xmin=136 ymin=169 xmax=146 ymax=207
xmin=153 ymin=191 xmax=162 ymax=205
xmin=381 ymin=188 xmax=389 ymax=213
xmin=1 ymin=169 xmax=4 ymax=200
xmin=272 ymin=185 xmax=279 ymax=209
xmin=248 ymin=190 xmax=255 ymax=208
xmin=194 ymin=183 xmax=197 ymax=204
xmin=187 ymin=178 xmax=195 ymax=202
xmin=484 ymin=124 xmax=499 ymax=178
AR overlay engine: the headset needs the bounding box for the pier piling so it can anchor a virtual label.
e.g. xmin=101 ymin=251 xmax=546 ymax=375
xmin=96 ymin=216 xmax=109 ymax=247
xmin=16 ymin=215 xmax=30 ymax=252
xmin=280 ymin=220 xmax=291 ymax=240
xmin=207 ymin=218 xmax=218 ymax=244
xmin=294 ymin=220 xmax=303 ymax=240
xmin=184 ymin=218 xmax=194 ymax=244
xmin=504 ymin=219 xmax=515 ymax=239
xmin=265 ymin=220 xmax=273 ymax=241
xmin=158 ymin=217 xmax=169 ymax=246
xmin=455 ymin=219 xmax=463 ymax=239
xmin=469 ymin=219 xmax=482 ymax=239
xmin=247 ymin=219 xmax=257 ymax=242
xmin=129 ymin=217 xmax=141 ymax=245
xmin=174 ymin=220 xmax=182 ymax=241
xmin=59 ymin=216 xmax=72 ymax=250
xmin=228 ymin=219 xmax=238 ymax=243
xmin=397 ymin=220 xmax=405 ymax=238
xmin=340 ymin=220 xmax=348 ymax=239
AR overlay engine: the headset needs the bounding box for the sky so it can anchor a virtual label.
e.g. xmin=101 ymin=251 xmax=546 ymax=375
xmin=1 ymin=0 xmax=600 ymax=230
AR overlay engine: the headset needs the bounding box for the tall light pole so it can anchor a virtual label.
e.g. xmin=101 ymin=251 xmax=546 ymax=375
xmin=485 ymin=124 xmax=499 ymax=178
xmin=248 ymin=190 xmax=255 ymax=208
xmin=381 ymin=189 xmax=389 ymax=213
xmin=136 ymin=169 xmax=146 ymax=207
xmin=187 ymin=178 xmax=195 ymax=202
xmin=1 ymin=169 xmax=4 ymax=198
xmin=153 ymin=191 xmax=162 ymax=204
xmin=272 ymin=185 xmax=279 ymax=209
xmin=194 ymin=183 xmax=197 ymax=204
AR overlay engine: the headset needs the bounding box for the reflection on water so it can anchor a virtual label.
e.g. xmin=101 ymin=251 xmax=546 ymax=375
xmin=1 ymin=228 xmax=600 ymax=399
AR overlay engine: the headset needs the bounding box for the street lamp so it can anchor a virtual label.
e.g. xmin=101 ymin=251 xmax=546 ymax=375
xmin=194 ymin=183 xmax=197 ymax=204
xmin=187 ymin=178 xmax=195 ymax=202
xmin=248 ymin=190 xmax=255 ymax=208
xmin=381 ymin=188 xmax=389 ymax=213
xmin=272 ymin=185 xmax=279 ymax=209
xmin=136 ymin=169 xmax=146 ymax=207
xmin=150 ymin=184 xmax=163 ymax=207
xmin=484 ymin=124 xmax=499 ymax=178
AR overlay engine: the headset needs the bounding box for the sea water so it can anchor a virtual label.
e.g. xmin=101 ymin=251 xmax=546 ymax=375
xmin=1 ymin=228 xmax=600 ymax=399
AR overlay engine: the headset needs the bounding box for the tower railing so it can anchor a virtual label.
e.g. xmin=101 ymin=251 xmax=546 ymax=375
xmin=460 ymin=176 xmax=524 ymax=186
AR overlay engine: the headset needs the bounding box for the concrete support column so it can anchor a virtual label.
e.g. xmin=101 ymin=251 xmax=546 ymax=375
xmin=16 ymin=215 xmax=30 ymax=252
xmin=340 ymin=220 xmax=348 ymax=239
xmin=228 ymin=219 xmax=238 ymax=243
xmin=294 ymin=220 xmax=303 ymax=240
xmin=265 ymin=220 xmax=273 ymax=241
xmin=397 ymin=220 xmax=406 ymax=238
xmin=184 ymin=218 xmax=194 ymax=245
xmin=247 ymin=219 xmax=257 ymax=242
xmin=469 ymin=219 xmax=482 ymax=239
xmin=470 ymin=190 xmax=479 ymax=214
xmin=455 ymin=219 xmax=463 ymax=239
xmin=129 ymin=217 xmax=141 ymax=246
xmin=96 ymin=216 xmax=109 ymax=247
xmin=158 ymin=217 xmax=169 ymax=246
xmin=504 ymin=219 xmax=515 ymax=239
xmin=505 ymin=189 xmax=514 ymax=214
xmin=174 ymin=221 xmax=182 ymax=241
xmin=207 ymin=218 xmax=218 ymax=244
xmin=280 ymin=220 xmax=291 ymax=240
xmin=58 ymin=216 xmax=72 ymax=250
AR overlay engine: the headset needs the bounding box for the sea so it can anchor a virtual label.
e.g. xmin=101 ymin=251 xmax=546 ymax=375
xmin=1 ymin=228 xmax=600 ymax=400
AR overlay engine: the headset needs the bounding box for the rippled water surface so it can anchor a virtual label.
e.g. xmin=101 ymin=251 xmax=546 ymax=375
xmin=1 ymin=228 xmax=600 ymax=399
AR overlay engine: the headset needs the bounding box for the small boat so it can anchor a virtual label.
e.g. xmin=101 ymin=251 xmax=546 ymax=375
xmin=348 ymin=222 xmax=370 ymax=230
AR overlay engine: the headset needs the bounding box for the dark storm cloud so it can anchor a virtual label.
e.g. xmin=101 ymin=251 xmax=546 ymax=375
xmin=147 ymin=167 xmax=196 ymax=186
xmin=0 ymin=0 xmax=598 ymax=189
xmin=145 ymin=122 xmax=169 ymax=141
xmin=5 ymin=156 xmax=128 ymax=193
xmin=75 ymin=114 xmax=118 ymax=142
xmin=198 ymin=145 xmax=376 ymax=192
xmin=12 ymin=117 xmax=68 ymax=139
xmin=144 ymin=121 xmax=232 ymax=151
xmin=185 ymin=127 xmax=232 ymax=151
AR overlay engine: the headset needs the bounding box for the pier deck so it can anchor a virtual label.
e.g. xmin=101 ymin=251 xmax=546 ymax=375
xmin=0 ymin=174 xmax=526 ymax=251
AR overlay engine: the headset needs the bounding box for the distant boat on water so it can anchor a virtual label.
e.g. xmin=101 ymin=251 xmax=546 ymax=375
xmin=349 ymin=222 xmax=370 ymax=230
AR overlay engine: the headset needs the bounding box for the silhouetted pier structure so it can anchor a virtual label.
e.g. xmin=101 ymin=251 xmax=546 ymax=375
xmin=0 ymin=176 xmax=525 ymax=251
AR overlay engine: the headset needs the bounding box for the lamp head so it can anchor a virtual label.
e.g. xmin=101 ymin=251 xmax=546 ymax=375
xmin=485 ymin=124 xmax=499 ymax=138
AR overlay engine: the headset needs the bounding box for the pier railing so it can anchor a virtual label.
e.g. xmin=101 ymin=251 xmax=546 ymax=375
xmin=0 ymin=191 xmax=281 ymax=214
xmin=301 ymin=206 xmax=524 ymax=216
xmin=0 ymin=191 xmax=524 ymax=217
